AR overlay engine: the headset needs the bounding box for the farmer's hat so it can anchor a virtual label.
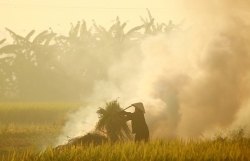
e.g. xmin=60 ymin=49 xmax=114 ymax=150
xmin=132 ymin=102 xmax=145 ymax=113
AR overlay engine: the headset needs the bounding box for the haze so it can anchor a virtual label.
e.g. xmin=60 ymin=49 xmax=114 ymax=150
xmin=0 ymin=0 xmax=184 ymax=35
xmin=1 ymin=0 xmax=250 ymax=142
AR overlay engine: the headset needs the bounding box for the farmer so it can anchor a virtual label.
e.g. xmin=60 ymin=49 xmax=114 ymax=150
xmin=121 ymin=102 xmax=149 ymax=142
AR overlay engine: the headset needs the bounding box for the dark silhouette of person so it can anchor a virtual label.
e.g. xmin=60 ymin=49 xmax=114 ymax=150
xmin=122 ymin=102 xmax=149 ymax=142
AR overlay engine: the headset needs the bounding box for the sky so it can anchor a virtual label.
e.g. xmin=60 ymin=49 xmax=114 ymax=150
xmin=0 ymin=0 xmax=185 ymax=37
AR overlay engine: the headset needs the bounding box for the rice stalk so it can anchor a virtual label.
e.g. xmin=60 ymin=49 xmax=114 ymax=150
xmin=96 ymin=100 xmax=132 ymax=142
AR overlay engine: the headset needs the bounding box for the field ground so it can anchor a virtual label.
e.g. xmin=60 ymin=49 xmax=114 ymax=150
xmin=1 ymin=103 xmax=250 ymax=160
xmin=2 ymin=138 xmax=250 ymax=161
xmin=0 ymin=103 xmax=80 ymax=157
xmin=0 ymin=102 xmax=81 ymax=124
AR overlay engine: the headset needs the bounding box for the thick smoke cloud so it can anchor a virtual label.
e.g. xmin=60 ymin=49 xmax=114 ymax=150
xmin=178 ymin=0 xmax=250 ymax=137
xmin=56 ymin=0 xmax=250 ymax=145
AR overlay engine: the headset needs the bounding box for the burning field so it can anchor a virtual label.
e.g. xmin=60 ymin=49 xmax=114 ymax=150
xmin=1 ymin=0 xmax=250 ymax=160
xmin=1 ymin=102 xmax=250 ymax=160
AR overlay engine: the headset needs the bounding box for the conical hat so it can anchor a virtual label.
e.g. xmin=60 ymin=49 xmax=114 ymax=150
xmin=132 ymin=102 xmax=145 ymax=113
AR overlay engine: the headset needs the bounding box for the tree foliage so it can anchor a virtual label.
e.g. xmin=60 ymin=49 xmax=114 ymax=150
xmin=0 ymin=10 xmax=183 ymax=102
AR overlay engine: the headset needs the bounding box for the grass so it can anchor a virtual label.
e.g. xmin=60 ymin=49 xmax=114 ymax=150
xmin=0 ymin=102 xmax=80 ymax=157
xmin=0 ymin=124 xmax=60 ymax=156
xmin=0 ymin=102 xmax=80 ymax=125
xmin=1 ymin=102 xmax=250 ymax=160
xmin=2 ymin=139 xmax=250 ymax=161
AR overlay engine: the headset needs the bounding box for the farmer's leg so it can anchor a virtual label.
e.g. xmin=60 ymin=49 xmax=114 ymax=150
xmin=135 ymin=133 xmax=140 ymax=142
xmin=135 ymin=133 xmax=146 ymax=142
xmin=137 ymin=129 xmax=149 ymax=142
xmin=135 ymin=132 xmax=148 ymax=142
xmin=143 ymin=128 xmax=149 ymax=142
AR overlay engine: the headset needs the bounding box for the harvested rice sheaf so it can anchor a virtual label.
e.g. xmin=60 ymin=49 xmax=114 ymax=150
xmin=55 ymin=132 xmax=108 ymax=150
xmin=96 ymin=100 xmax=132 ymax=142
xmin=68 ymin=132 xmax=108 ymax=146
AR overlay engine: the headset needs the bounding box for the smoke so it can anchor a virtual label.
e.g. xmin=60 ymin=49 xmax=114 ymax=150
xmin=56 ymin=105 xmax=99 ymax=145
xmin=177 ymin=0 xmax=250 ymax=137
xmin=56 ymin=0 xmax=250 ymax=145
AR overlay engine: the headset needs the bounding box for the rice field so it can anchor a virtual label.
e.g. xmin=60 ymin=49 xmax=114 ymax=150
xmin=0 ymin=102 xmax=81 ymax=125
xmin=1 ymin=103 xmax=250 ymax=161
xmin=0 ymin=103 xmax=80 ymax=157
xmin=2 ymin=139 xmax=250 ymax=161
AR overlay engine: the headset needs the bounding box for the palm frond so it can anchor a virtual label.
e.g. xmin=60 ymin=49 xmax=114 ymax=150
xmin=25 ymin=30 xmax=35 ymax=40
xmin=32 ymin=30 xmax=48 ymax=44
xmin=69 ymin=21 xmax=80 ymax=38
xmin=5 ymin=28 xmax=28 ymax=45
xmin=120 ymin=22 xmax=126 ymax=31
xmin=80 ymin=20 xmax=88 ymax=38
xmin=0 ymin=39 xmax=6 ymax=46
xmin=147 ymin=8 xmax=153 ymax=21
xmin=126 ymin=25 xmax=144 ymax=36
xmin=44 ymin=33 xmax=57 ymax=46
xmin=69 ymin=23 xmax=74 ymax=37
xmin=0 ymin=45 xmax=23 ymax=54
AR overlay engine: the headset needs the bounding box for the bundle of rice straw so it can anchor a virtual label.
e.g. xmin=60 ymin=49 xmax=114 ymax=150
xmin=96 ymin=100 xmax=132 ymax=142
xmin=55 ymin=132 xmax=108 ymax=150
xmin=68 ymin=131 xmax=108 ymax=146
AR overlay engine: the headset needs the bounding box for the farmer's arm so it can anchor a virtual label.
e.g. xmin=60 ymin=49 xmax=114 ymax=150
xmin=121 ymin=111 xmax=134 ymax=121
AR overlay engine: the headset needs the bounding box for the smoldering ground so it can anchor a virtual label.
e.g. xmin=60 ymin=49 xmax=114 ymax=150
xmin=56 ymin=0 xmax=250 ymax=145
